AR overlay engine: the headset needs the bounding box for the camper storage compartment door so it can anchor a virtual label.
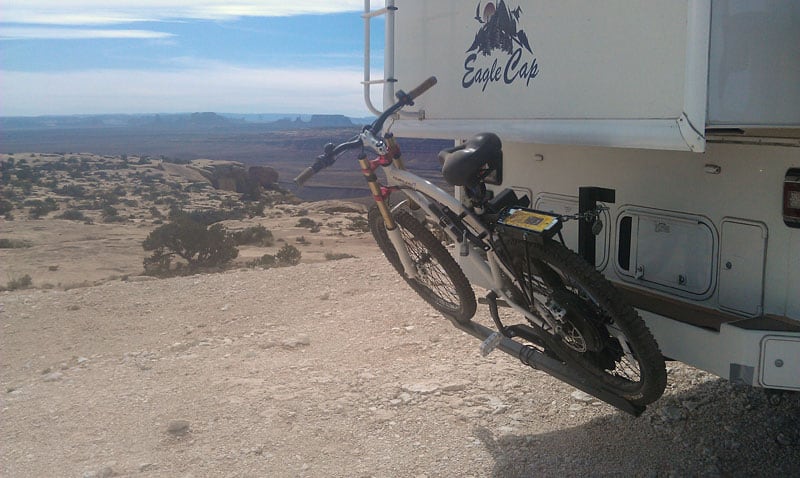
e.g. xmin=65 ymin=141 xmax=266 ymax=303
xmin=390 ymin=1 xmax=710 ymax=152
xmin=615 ymin=208 xmax=717 ymax=299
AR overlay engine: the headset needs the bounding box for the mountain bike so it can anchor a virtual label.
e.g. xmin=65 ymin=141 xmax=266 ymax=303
xmin=295 ymin=77 xmax=667 ymax=414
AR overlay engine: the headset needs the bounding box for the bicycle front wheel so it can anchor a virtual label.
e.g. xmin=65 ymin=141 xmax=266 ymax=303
xmin=369 ymin=206 xmax=476 ymax=324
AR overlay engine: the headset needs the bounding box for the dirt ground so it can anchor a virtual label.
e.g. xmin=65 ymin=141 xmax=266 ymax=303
xmin=2 ymin=245 xmax=799 ymax=477
xmin=1 ymin=157 xmax=799 ymax=476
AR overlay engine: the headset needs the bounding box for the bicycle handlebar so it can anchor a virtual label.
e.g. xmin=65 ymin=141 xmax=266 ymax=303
xmin=294 ymin=76 xmax=437 ymax=186
xmin=294 ymin=166 xmax=316 ymax=186
xmin=405 ymin=76 xmax=438 ymax=102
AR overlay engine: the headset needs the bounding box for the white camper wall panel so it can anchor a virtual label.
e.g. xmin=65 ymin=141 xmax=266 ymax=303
xmin=391 ymin=0 xmax=710 ymax=151
xmin=708 ymin=0 xmax=800 ymax=127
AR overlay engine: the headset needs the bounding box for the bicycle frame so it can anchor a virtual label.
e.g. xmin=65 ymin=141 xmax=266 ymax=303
xmin=361 ymin=147 xmax=556 ymax=332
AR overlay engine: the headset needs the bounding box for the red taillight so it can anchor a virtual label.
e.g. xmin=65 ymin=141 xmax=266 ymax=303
xmin=785 ymin=168 xmax=800 ymax=228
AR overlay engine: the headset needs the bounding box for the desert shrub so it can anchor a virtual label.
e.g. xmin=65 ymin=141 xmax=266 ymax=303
xmin=25 ymin=198 xmax=58 ymax=219
xmin=170 ymin=207 xmax=246 ymax=226
xmin=293 ymin=208 xmax=309 ymax=217
xmin=347 ymin=215 xmax=370 ymax=233
xmin=184 ymin=182 xmax=209 ymax=193
xmin=232 ymin=225 xmax=274 ymax=247
xmin=41 ymin=178 xmax=59 ymax=189
xmin=296 ymin=217 xmax=318 ymax=229
xmin=246 ymin=254 xmax=277 ymax=269
xmin=17 ymin=180 xmax=33 ymax=195
xmin=103 ymin=214 xmax=127 ymax=223
xmin=295 ymin=236 xmax=308 ymax=245
xmin=13 ymin=164 xmax=41 ymax=183
xmin=100 ymin=204 xmax=126 ymax=223
xmin=221 ymin=197 xmax=239 ymax=209
xmin=324 ymin=252 xmax=355 ymax=261
xmin=55 ymin=184 xmax=88 ymax=198
xmin=56 ymin=209 xmax=87 ymax=221
xmin=149 ymin=206 xmax=164 ymax=219
xmin=275 ymin=244 xmax=301 ymax=266
xmin=245 ymin=200 xmax=268 ymax=217
xmin=101 ymin=205 xmax=118 ymax=217
xmin=2 ymin=274 xmax=33 ymax=291
xmin=0 ymin=238 xmax=33 ymax=249
xmin=0 ymin=199 xmax=13 ymax=216
xmin=142 ymin=217 xmax=238 ymax=274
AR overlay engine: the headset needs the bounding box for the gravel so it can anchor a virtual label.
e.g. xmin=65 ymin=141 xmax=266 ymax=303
xmin=1 ymin=252 xmax=799 ymax=476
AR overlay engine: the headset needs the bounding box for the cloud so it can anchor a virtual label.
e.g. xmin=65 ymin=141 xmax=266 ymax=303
xmin=0 ymin=27 xmax=175 ymax=40
xmin=0 ymin=65 xmax=381 ymax=116
xmin=3 ymin=1 xmax=365 ymax=25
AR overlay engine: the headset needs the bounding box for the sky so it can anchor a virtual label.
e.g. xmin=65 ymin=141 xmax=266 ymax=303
xmin=0 ymin=1 xmax=386 ymax=117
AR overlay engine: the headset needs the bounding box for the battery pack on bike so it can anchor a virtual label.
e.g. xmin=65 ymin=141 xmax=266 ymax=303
xmin=496 ymin=208 xmax=562 ymax=244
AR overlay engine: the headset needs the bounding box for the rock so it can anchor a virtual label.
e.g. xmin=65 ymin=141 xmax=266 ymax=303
xmin=372 ymin=409 xmax=396 ymax=422
xmin=127 ymin=275 xmax=157 ymax=282
xmin=570 ymin=390 xmax=594 ymax=402
xmin=402 ymin=382 xmax=440 ymax=394
xmin=248 ymin=166 xmax=279 ymax=187
xmin=568 ymin=403 xmax=584 ymax=412
xmin=498 ymin=425 xmax=516 ymax=436
xmin=166 ymin=419 xmax=191 ymax=436
xmin=42 ymin=372 xmax=63 ymax=382
xmin=659 ymin=405 xmax=685 ymax=423
xmin=83 ymin=466 xmax=115 ymax=478
xmin=442 ymin=381 xmax=470 ymax=393
xmin=281 ymin=335 xmax=311 ymax=348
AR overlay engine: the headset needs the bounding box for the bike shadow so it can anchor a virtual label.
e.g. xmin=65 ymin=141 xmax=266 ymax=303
xmin=475 ymin=379 xmax=800 ymax=477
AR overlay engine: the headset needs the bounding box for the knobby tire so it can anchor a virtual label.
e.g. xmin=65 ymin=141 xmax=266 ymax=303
xmin=508 ymin=240 xmax=667 ymax=406
xmin=369 ymin=206 xmax=477 ymax=324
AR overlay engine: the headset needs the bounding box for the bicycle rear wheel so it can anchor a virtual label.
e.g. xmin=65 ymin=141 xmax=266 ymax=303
xmin=369 ymin=206 xmax=476 ymax=324
xmin=504 ymin=239 xmax=667 ymax=405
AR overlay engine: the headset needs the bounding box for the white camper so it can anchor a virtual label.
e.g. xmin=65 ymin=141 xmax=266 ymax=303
xmin=363 ymin=0 xmax=800 ymax=391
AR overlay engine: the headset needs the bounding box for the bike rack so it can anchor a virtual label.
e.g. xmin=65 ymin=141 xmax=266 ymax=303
xmin=451 ymin=293 xmax=645 ymax=416
xmin=362 ymin=0 xmax=424 ymax=119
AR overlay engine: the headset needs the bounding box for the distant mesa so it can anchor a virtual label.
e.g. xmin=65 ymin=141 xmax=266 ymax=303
xmin=0 ymin=112 xmax=359 ymax=131
xmin=187 ymin=112 xmax=229 ymax=125
xmin=268 ymin=114 xmax=353 ymax=130
xmin=307 ymin=115 xmax=353 ymax=128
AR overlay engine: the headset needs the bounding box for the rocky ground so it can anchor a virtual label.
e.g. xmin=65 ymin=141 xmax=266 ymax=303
xmin=2 ymin=153 xmax=799 ymax=476
xmin=2 ymin=252 xmax=799 ymax=477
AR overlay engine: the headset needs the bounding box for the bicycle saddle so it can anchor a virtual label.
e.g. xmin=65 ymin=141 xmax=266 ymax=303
xmin=439 ymin=132 xmax=502 ymax=187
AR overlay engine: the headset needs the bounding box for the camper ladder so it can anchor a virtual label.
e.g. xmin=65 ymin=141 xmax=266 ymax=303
xmin=362 ymin=0 xmax=424 ymax=119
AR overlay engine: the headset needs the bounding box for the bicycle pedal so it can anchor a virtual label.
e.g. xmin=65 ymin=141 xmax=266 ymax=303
xmin=479 ymin=332 xmax=503 ymax=357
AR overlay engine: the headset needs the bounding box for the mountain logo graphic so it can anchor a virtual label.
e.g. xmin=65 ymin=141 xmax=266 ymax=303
xmin=462 ymin=1 xmax=539 ymax=92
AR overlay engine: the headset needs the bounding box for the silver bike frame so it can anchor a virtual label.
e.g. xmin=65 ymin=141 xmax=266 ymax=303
xmin=380 ymin=162 xmax=554 ymax=330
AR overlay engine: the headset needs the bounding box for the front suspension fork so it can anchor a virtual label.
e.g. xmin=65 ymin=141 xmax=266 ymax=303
xmin=359 ymin=153 xmax=419 ymax=279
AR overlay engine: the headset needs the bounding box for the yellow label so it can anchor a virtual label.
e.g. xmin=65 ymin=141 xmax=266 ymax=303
xmin=503 ymin=209 xmax=558 ymax=233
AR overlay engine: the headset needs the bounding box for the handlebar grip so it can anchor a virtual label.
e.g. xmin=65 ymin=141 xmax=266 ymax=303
xmin=406 ymin=76 xmax=438 ymax=101
xmin=294 ymin=166 xmax=315 ymax=186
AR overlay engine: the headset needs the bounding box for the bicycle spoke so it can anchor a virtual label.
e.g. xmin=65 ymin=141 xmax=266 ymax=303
xmin=401 ymin=227 xmax=460 ymax=308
